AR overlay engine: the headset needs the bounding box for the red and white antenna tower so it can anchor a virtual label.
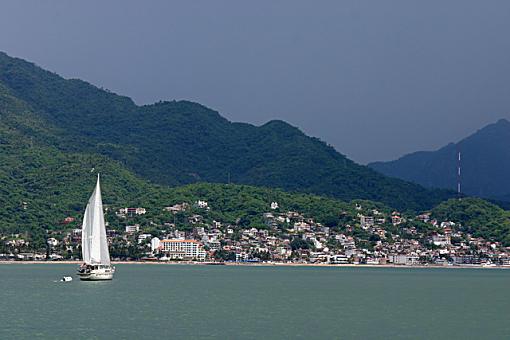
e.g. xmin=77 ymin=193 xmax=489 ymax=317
xmin=456 ymin=147 xmax=462 ymax=196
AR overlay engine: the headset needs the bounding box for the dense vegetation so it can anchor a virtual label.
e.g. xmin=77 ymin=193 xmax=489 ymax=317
xmin=2 ymin=51 xmax=509 ymax=246
xmin=370 ymin=119 xmax=510 ymax=202
xmin=0 ymin=81 xmax=378 ymax=242
xmin=0 ymin=82 xmax=156 ymax=232
xmin=0 ymin=51 xmax=455 ymax=211
xmin=432 ymin=198 xmax=510 ymax=245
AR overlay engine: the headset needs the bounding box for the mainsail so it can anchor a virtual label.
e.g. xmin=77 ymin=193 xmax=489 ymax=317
xmin=81 ymin=175 xmax=111 ymax=265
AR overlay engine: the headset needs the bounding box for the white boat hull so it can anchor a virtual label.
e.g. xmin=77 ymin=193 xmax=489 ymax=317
xmin=77 ymin=266 xmax=115 ymax=281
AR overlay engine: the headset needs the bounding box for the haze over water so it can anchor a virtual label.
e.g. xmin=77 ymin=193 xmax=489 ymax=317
xmin=1 ymin=264 xmax=509 ymax=339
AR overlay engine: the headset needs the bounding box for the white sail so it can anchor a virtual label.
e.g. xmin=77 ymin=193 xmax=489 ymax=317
xmin=81 ymin=204 xmax=91 ymax=263
xmin=81 ymin=174 xmax=111 ymax=265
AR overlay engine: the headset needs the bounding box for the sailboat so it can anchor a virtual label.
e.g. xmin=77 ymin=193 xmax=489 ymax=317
xmin=77 ymin=174 xmax=115 ymax=280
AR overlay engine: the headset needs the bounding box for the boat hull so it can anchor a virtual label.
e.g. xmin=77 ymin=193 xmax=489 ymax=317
xmin=77 ymin=266 xmax=115 ymax=281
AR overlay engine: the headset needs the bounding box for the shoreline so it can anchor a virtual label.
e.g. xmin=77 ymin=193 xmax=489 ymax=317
xmin=0 ymin=260 xmax=508 ymax=269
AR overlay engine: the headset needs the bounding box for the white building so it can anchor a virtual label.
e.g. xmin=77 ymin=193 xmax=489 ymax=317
xmin=163 ymin=203 xmax=189 ymax=213
xmin=431 ymin=233 xmax=451 ymax=247
xmin=329 ymin=255 xmax=349 ymax=264
xmin=48 ymin=253 xmax=63 ymax=260
xmin=138 ymin=233 xmax=152 ymax=244
xmin=236 ymin=252 xmax=249 ymax=262
xmin=125 ymin=225 xmax=140 ymax=234
xmin=270 ymin=202 xmax=279 ymax=210
xmin=151 ymin=237 xmax=161 ymax=252
xmin=310 ymin=237 xmax=323 ymax=250
xmin=387 ymin=254 xmax=420 ymax=265
xmin=194 ymin=227 xmax=205 ymax=236
xmin=196 ymin=200 xmax=209 ymax=209
xmin=118 ymin=207 xmax=147 ymax=216
xmin=47 ymin=237 xmax=59 ymax=247
xmin=159 ymin=239 xmax=206 ymax=261
xmin=293 ymin=222 xmax=311 ymax=232
xmin=360 ymin=215 xmax=375 ymax=228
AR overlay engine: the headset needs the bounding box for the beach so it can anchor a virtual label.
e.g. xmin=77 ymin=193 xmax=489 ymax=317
xmin=0 ymin=260 xmax=507 ymax=269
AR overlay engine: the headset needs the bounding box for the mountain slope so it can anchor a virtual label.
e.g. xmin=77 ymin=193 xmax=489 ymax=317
xmin=0 ymin=82 xmax=160 ymax=234
xmin=0 ymin=51 xmax=455 ymax=210
xmin=370 ymin=119 xmax=510 ymax=202
xmin=0 ymin=85 xmax=387 ymax=247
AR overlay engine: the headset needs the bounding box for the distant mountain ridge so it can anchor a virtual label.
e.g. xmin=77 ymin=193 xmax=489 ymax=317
xmin=0 ymin=51 xmax=455 ymax=211
xmin=370 ymin=119 xmax=510 ymax=202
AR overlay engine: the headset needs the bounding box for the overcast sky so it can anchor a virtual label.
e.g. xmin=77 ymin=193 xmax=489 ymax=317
xmin=1 ymin=1 xmax=510 ymax=164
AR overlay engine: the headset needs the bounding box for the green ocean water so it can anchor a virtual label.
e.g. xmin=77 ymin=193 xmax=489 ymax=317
xmin=0 ymin=264 xmax=509 ymax=339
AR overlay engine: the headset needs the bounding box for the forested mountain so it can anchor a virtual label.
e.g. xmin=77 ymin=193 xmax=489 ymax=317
xmin=0 ymin=81 xmax=159 ymax=234
xmin=1 ymin=84 xmax=360 ymax=236
xmin=370 ymin=119 xmax=510 ymax=202
xmin=0 ymin=85 xmax=384 ymax=241
xmin=0 ymin=51 xmax=456 ymax=211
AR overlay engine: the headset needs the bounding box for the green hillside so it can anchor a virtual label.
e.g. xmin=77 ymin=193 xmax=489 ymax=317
xmin=0 ymin=83 xmax=156 ymax=233
xmin=0 ymin=84 xmax=380 ymax=236
xmin=0 ymin=51 xmax=454 ymax=211
xmin=432 ymin=197 xmax=510 ymax=245
xmin=0 ymin=80 xmax=377 ymax=242
xmin=0 ymin=96 xmax=382 ymax=247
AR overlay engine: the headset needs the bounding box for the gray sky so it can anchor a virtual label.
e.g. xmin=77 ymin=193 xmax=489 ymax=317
xmin=1 ymin=1 xmax=510 ymax=164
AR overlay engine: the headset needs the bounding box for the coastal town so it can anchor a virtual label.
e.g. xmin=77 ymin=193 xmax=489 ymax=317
xmin=2 ymin=198 xmax=509 ymax=267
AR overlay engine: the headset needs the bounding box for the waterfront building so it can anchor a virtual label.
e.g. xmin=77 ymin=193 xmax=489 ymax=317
xmin=159 ymin=239 xmax=206 ymax=261
xmin=236 ymin=252 xmax=249 ymax=262
xmin=151 ymin=237 xmax=161 ymax=252
xmin=47 ymin=237 xmax=59 ymax=247
xmin=387 ymin=254 xmax=420 ymax=265
xmin=329 ymin=254 xmax=349 ymax=264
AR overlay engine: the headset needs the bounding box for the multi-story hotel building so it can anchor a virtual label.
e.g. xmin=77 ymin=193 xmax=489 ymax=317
xmin=159 ymin=239 xmax=206 ymax=261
